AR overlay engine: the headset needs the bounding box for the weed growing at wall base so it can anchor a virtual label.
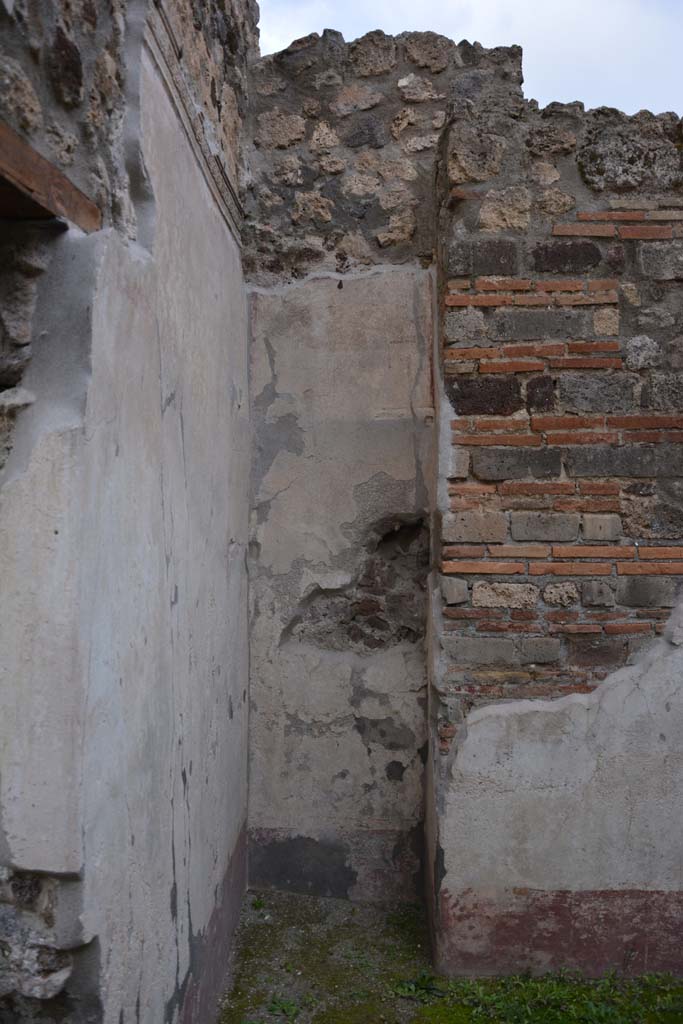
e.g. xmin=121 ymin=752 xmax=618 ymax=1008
xmin=220 ymin=891 xmax=683 ymax=1024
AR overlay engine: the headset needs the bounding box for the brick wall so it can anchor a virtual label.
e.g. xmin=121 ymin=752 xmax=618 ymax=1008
xmin=438 ymin=93 xmax=683 ymax=709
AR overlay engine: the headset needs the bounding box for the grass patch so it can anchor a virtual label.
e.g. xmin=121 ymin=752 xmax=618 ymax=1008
xmin=218 ymin=891 xmax=683 ymax=1024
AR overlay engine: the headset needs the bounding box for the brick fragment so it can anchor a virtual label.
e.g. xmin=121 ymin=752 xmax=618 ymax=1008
xmin=604 ymin=622 xmax=653 ymax=635
xmin=619 ymin=224 xmax=673 ymax=240
xmin=499 ymin=481 xmax=575 ymax=495
xmin=550 ymin=624 xmax=602 ymax=634
xmin=618 ymin=562 xmax=683 ymax=575
xmin=548 ymin=357 xmax=622 ymax=370
xmin=488 ymin=544 xmax=550 ymax=558
xmin=529 ymin=562 xmax=612 ymax=576
xmin=639 ymin=547 xmax=683 ymax=559
xmin=553 ymin=223 xmax=616 ymax=238
xmin=479 ymin=359 xmax=546 ymax=373
xmin=452 ymin=433 xmax=541 ymax=447
xmin=531 ymin=414 xmax=604 ymax=431
xmin=567 ymin=341 xmax=621 ymax=353
xmin=442 ymin=560 xmax=525 ymax=575
xmin=475 ymin=277 xmax=532 ymax=290
xmin=442 ymin=545 xmax=486 ymax=557
xmin=545 ymin=431 xmax=620 ymax=445
xmin=577 ymin=211 xmax=645 ymax=221
xmin=533 ymin=279 xmax=583 ymax=292
xmin=552 ymin=545 xmax=634 ymax=559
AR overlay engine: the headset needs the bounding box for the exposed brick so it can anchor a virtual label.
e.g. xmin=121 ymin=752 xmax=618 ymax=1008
xmin=546 ymin=610 xmax=580 ymax=622
xmin=608 ymin=414 xmax=682 ymax=431
xmin=531 ymin=415 xmax=605 ymax=431
xmin=447 ymin=277 xmax=471 ymax=290
xmin=471 ymin=416 xmax=531 ymax=432
xmin=486 ymin=545 xmax=548 ymax=560
xmin=535 ymin=279 xmax=584 ymax=292
xmin=529 ymin=562 xmax=612 ymax=576
xmin=579 ymin=482 xmax=621 ymax=495
xmin=550 ymin=623 xmax=602 ymax=634
xmin=499 ymin=481 xmax=575 ymax=496
xmin=444 ymin=346 xmax=497 ymax=360
xmin=548 ymin=358 xmax=622 ymax=370
xmin=475 ymin=277 xmax=532 ymax=291
xmin=604 ymin=622 xmax=653 ymax=635
xmin=553 ymin=545 xmax=634 ymax=559
xmin=479 ymin=359 xmax=546 ymax=374
xmin=442 ymin=545 xmax=486 ymax=557
xmin=555 ymin=291 xmax=619 ymax=306
xmin=567 ymin=341 xmax=621 ymax=353
xmin=639 ymin=546 xmax=683 ymax=559
xmin=618 ymin=562 xmax=683 ymax=575
xmin=587 ymin=278 xmax=620 ymax=290
xmin=502 ymin=343 xmax=565 ymax=357
xmin=452 ymin=433 xmax=542 ymax=447
xmin=552 ymin=223 xmax=616 ymax=238
xmin=545 ymin=431 xmax=620 ymax=445
xmin=511 ymin=511 xmax=580 ymax=542
xmin=619 ymin=224 xmax=673 ymax=240
xmin=443 ymin=607 xmax=504 ymax=620
xmin=442 ymin=560 xmax=525 ymax=575
xmin=577 ymin=211 xmax=645 ymax=222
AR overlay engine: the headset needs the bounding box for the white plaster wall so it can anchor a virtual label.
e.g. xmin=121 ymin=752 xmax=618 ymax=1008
xmin=0 ymin=43 xmax=250 ymax=1021
xmin=248 ymin=269 xmax=435 ymax=902
xmin=75 ymin=51 xmax=251 ymax=1022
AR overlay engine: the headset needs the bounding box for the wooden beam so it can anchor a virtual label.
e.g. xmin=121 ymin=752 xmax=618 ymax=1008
xmin=0 ymin=120 xmax=102 ymax=233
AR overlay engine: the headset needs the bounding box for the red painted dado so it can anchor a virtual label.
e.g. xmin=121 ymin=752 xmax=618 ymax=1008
xmin=436 ymin=888 xmax=683 ymax=977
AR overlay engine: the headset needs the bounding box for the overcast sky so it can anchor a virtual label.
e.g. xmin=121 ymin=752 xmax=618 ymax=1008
xmin=258 ymin=0 xmax=682 ymax=116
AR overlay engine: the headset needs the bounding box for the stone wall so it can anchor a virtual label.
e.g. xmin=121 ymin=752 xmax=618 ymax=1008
xmin=431 ymin=50 xmax=683 ymax=973
xmin=243 ymin=30 xmax=507 ymax=901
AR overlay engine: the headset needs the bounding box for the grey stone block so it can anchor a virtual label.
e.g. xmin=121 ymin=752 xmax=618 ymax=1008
xmin=517 ymin=637 xmax=561 ymax=664
xmin=616 ymin=577 xmax=677 ymax=608
xmin=582 ymin=514 xmax=622 ymax=541
xmin=531 ymin=240 xmax=602 ymax=274
xmin=490 ymin=308 xmax=591 ymax=341
xmin=565 ymin=447 xmax=683 ymax=479
xmin=641 ymin=373 xmax=683 ymax=410
xmin=472 ymin=448 xmax=561 ymax=481
xmin=441 ymin=635 xmax=516 ymax=665
xmin=443 ymin=511 xmax=508 ymax=544
xmin=639 ymin=240 xmax=683 ymax=281
xmin=441 ymin=577 xmax=468 ymax=605
xmin=582 ymin=580 xmax=615 ymax=607
xmin=511 ymin=511 xmax=579 ymax=541
xmin=559 ymin=373 xmax=637 ymax=413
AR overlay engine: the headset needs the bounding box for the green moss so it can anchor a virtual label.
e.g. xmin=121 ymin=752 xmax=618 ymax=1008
xmin=219 ymin=892 xmax=683 ymax=1024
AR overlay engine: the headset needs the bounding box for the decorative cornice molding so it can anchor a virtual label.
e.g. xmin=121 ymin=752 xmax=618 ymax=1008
xmin=145 ymin=1 xmax=244 ymax=243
